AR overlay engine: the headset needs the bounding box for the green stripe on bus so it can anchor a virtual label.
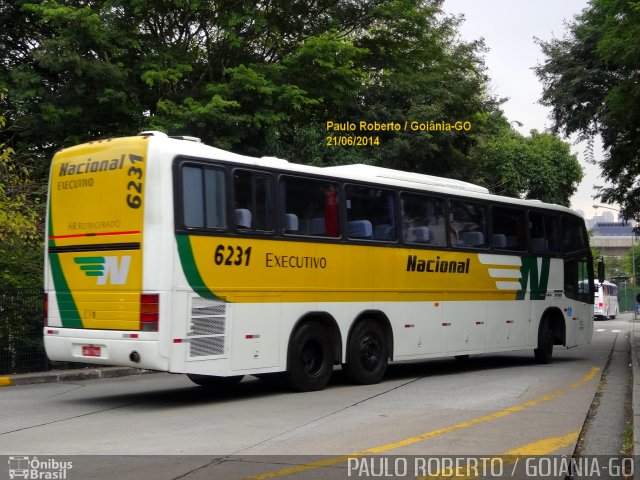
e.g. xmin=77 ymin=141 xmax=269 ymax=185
xmin=47 ymin=197 xmax=83 ymax=328
xmin=175 ymin=234 xmax=221 ymax=301
xmin=516 ymin=256 xmax=551 ymax=301
xmin=49 ymin=252 xmax=83 ymax=328
xmin=74 ymin=257 xmax=105 ymax=264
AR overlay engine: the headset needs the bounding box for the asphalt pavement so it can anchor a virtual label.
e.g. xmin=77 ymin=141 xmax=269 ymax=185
xmin=3 ymin=312 xmax=640 ymax=458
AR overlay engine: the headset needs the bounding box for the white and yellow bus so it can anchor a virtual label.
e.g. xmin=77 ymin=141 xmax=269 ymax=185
xmin=44 ymin=131 xmax=595 ymax=391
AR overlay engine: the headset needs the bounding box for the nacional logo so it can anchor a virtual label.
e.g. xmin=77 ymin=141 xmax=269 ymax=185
xmin=478 ymin=254 xmax=551 ymax=300
xmin=406 ymin=255 xmax=470 ymax=274
xmin=73 ymin=255 xmax=131 ymax=285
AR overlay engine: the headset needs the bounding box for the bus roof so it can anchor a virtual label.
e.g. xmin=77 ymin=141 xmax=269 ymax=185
xmin=136 ymin=131 xmax=581 ymax=217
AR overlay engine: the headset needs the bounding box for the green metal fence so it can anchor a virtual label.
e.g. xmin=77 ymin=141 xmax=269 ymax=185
xmin=0 ymin=288 xmax=87 ymax=375
xmin=619 ymin=287 xmax=640 ymax=313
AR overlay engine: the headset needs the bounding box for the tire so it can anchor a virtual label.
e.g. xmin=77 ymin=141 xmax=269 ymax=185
xmin=285 ymin=321 xmax=334 ymax=392
xmin=187 ymin=373 xmax=244 ymax=388
xmin=343 ymin=320 xmax=389 ymax=385
xmin=534 ymin=317 xmax=553 ymax=364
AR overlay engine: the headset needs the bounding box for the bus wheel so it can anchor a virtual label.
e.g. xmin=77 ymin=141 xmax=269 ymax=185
xmin=344 ymin=320 xmax=388 ymax=385
xmin=534 ymin=317 xmax=553 ymax=364
xmin=187 ymin=374 xmax=244 ymax=388
xmin=286 ymin=321 xmax=333 ymax=392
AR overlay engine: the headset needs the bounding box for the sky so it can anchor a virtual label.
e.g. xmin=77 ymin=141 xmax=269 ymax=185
xmin=443 ymin=0 xmax=610 ymax=221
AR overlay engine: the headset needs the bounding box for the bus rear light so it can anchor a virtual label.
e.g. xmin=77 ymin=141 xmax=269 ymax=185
xmin=43 ymin=292 xmax=49 ymax=327
xmin=140 ymin=293 xmax=159 ymax=332
xmin=599 ymin=302 xmax=604 ymax=308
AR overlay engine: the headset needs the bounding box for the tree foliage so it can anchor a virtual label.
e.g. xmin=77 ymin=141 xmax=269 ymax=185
xmin=2 ymin=1 xmax=581 ymax=192
xmin=468 ymin=126 xmax=582 ymax=206
xmin=0 ymin=92 xmax=39 ymax=244
xmin=536 ymin=0 xmax=640 ymax=221
xmin=0 ymin=91 xmax=43 ymax=289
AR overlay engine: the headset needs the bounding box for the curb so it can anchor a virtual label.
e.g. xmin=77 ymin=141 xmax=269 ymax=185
xmin=631 ymin=315 xmax=640 ymax=456
xmin=0 ymin=367 xmax=156 ymax=387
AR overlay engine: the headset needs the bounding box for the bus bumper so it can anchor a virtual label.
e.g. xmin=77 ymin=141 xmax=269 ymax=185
xmin=43 ymin=328 xmax=169 ymax=371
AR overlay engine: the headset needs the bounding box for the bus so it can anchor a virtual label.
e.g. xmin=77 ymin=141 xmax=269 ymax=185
xmin=594 ymin=280 xmax=619 ymax=319
xmin=44 ymin=131 xmax=595 ymax=391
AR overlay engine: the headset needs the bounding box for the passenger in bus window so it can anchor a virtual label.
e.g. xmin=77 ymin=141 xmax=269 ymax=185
xmin=449 ymin=213 xmax=460 ymax=246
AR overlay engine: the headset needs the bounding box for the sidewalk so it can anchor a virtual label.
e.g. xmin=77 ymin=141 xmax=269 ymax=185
xmin=0 ymin=366 xmax=155 ymax=387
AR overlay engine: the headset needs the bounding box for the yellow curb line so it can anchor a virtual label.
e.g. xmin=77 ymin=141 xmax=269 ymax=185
xmin=420 ymin=430 xmax=580 ymax=479
xmin=243 ymin=367 xmax=599 ymax=480
xmin=0 ymin=377 xmax=13 ymax=387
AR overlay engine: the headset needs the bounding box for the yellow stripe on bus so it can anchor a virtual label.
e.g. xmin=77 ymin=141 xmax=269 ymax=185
xmin=184 ymin=236 xmax=539 ymax=303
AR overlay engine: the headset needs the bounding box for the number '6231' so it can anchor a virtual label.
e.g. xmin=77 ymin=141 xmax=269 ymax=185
xmin=126 ymin=153 xmax=144 ymax=209
xmin=214 ymin=244 xmax=252 ymax=266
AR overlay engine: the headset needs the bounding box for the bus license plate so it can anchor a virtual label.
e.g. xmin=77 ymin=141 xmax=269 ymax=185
xmin=82 ymin=345 xmax=101 ymax=357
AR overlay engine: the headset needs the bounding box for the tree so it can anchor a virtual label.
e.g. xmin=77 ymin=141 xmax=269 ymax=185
xmin=535 ymin=0 xmax=640 ymax=222
xmin=0 ymin=92 xmax=39 ymax=245
xmin=624 ymin=241 xmax=640 ymax=285
xmin=467 ymin=126 xmax=582 ymax=206
xmin=0 ymin=91 xmax=43 ymax=289
xmin=2 ymin=0 xmax=502 ymax=171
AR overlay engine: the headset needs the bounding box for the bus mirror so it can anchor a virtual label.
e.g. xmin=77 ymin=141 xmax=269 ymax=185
xmin=636 ymin=293 xmax=640 ymax=304
xmin=597 ymin=260 xmax=605 ymax=284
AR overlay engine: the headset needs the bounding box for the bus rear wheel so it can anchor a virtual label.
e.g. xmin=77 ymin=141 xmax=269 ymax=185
xmin=534 ymin=317 xmax=553 ymax=364
xmin=187 ymin=374 xmax=244 ymax=388
xmin=285 ymin=321 xmax=333 ymax=392
xmin=344 ymin=320 xmax=388 ymax=385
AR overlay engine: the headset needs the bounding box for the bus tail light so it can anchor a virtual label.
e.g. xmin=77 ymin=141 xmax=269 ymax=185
xmin=599 ymin=302 xmax=604 ymax=308
xmin=140 ymin=294 xmax=159 ymax=331
xmin=43 ymin=292 xmax=49 ymax=327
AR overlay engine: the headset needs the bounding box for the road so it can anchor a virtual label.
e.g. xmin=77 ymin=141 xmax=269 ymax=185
xmin=1 ymin=315 xmax=632 ymax=480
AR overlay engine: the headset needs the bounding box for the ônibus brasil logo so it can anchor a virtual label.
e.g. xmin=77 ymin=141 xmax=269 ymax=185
xmin=8 ymin=456 xmax=73 ymax=479
xmin=74 ymin=256 xmax=131 ymax=285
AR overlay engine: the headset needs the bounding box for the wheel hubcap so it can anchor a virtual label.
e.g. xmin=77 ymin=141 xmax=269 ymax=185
xmin=359 ymin=334 xmax=381 ymax=371
xmin=301 ymin=339 xmax=323 ymax=376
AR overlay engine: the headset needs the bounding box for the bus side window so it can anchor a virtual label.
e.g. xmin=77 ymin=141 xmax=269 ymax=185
xmin=492 ymin=206 xmax=526 ymax=250
xmin=181 ymin=165 xmax=227 ymax=229
xmin=345 ymin=184 xmax=396 ymax=241
xmin=529 ymin=211 xmax=560 ymax=253
xmin=233 ymin=169 xmax=273 ymax=232
xmin=401 ymin=193 xmax=445 ymax=246
xmin=565 ymin=256 xmax=592 ymax=303
xmin=449 ymin=199 xmax=488 ymax=248
xmin=562 ymin=215 xmax=588 ymax=253
xmin=281 ymin=176 xmax=340 ymax=237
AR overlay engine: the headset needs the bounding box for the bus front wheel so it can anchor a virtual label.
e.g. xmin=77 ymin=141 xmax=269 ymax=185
xmin=343 ymin=320 xmax=389 ymax=385
xmin=534 ymin=317 xmax=553 ymax=364
xmin=286 ymin=321 xmax=334 ymax=392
